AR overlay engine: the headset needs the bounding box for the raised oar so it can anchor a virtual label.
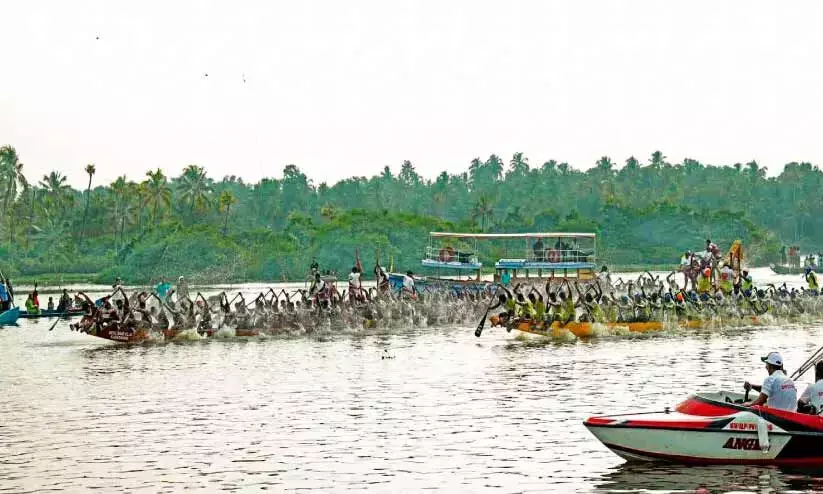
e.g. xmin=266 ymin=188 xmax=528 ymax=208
xmin=474 ymin=286 xmax=498 ymax=338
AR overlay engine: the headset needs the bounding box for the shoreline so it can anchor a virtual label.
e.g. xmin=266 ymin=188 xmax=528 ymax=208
xmin=9 ymin=263 xmax=769 ymax=291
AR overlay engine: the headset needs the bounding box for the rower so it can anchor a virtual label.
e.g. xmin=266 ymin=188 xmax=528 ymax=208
xmin=402 ymin=271 xmax=417 ymax=299
xmin=740 ymin=270 xmax=753 ymax=293
xmin=798 ymin=361 xmax=823 ymax=414
xmin=348 ymin=267 xmax=363 ymax=303
xmin=743 ymin=351 xmax=797 ymax=411
xmin=805 ymin=267 xmax=819 ymax=295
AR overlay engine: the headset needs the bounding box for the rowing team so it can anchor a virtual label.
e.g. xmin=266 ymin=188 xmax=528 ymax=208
xmin=66 ymin=285 xmax=490 ymax=339
xmin=487 ymin=277 xmax=823 ymax=329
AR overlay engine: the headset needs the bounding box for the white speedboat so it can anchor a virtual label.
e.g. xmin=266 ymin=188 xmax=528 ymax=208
xmin=584 ymin=391 xmax=823 ymax=466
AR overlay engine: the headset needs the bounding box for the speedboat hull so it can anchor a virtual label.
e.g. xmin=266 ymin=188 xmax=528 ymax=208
xmin=585 ymin=394 xmax=823 ymax=466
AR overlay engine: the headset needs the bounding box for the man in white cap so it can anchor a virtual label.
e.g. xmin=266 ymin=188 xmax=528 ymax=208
xmin=743 ymin=351 xmax=797 ymax=411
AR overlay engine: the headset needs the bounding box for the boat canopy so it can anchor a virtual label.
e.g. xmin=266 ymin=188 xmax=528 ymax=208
xmin=429 ymin=232 xmax=595 ymax=239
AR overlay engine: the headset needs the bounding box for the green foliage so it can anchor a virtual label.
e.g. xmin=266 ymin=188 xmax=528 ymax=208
xmin=0 ymin=147 xmax=810 ymax=283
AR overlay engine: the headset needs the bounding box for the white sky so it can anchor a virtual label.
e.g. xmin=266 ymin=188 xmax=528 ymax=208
xmin=3 ymin=1 xmax=823 ymax=188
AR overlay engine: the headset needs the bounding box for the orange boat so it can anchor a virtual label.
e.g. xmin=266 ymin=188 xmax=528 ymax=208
xmin=494 ymin=315 xmax=763 ymax=339
xmin=502 ymin=320 xmax=665 ymax=338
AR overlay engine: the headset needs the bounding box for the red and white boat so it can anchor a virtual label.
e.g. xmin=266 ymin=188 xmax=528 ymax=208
xmin=585 ymin=391 xmax=823 ymax=466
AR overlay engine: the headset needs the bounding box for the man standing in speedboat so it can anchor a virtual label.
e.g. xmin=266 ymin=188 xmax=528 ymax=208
xmin=743 ymin=352 xmax=797 ymax=411
xmin=798 ymin=361 xmax=823 ymax=414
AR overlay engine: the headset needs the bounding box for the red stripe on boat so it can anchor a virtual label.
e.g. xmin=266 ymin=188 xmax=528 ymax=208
xmin=676 ymin=396 xmax=741 ymax=416
xmin=622 ymin=419 xmax=717 ymax=430
xmin=585 ymin=417 xmax=616 ymax=426
xmin=604 ymin=443 xmax=823 ymax=467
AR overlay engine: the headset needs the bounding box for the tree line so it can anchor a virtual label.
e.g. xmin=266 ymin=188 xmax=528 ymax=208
xmin=0 ymin=145 xmax=814 ymax=283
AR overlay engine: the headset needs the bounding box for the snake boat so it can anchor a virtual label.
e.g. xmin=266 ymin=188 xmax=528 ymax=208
xmin=584 ymin=391 xmax=823 ymax=466
xmin=492 ymin=316 xmax=763 ymax=338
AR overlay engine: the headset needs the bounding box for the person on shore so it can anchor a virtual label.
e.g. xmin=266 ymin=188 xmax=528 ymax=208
xmin=743 ymin=351 xmax=797 ymax=411
xmin=798 ymin=361 xmax=823 ymax=414
xmin=47 ymin=297 xmax=54 ymax=311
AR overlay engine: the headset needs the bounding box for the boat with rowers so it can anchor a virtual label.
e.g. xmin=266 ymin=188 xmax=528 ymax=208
xmin=19 ymin=308 xmax=84 ymax=319
xmin=584 ymin=350 xmax=823 ymax=466
xmin=72 ymin=323 xmax=262 ymax=343
xmin=491 ymin=316 xmax=764 ymax=339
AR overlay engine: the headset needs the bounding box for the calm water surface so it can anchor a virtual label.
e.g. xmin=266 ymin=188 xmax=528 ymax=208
xmin=3 ymin=269 xmax=823 ymax=493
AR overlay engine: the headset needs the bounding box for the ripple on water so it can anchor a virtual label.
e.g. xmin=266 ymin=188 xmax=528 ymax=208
xmin=4 ymin=302 xmax=823 ymax=491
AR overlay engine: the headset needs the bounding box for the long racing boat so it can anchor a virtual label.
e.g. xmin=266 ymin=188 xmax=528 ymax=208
xmin=491 ymin=317 xmax=763 ymax=339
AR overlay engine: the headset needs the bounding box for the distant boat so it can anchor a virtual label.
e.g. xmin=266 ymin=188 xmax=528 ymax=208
xmin=770 ymin=264 xmax=823 ymax=275
xmin=0 ymin=307 xmax=20 ymax=325
xmin=19 ymin=308 xmax=84 ymax=319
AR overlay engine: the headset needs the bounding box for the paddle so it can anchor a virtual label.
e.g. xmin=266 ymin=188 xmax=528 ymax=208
xmin=48 ymin=309 xmax=70 ymax=331
xmin=474 ymin=285 xmax=498 ymax=337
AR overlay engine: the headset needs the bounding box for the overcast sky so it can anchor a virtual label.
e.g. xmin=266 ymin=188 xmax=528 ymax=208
xmin=3 ymin=1 xmax=822 ymax=188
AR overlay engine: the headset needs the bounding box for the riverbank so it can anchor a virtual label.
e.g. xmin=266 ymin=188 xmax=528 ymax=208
xmin=10 ymin=263 xmax=726 ymax=290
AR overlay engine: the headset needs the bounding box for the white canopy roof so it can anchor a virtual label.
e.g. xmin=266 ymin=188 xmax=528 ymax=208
xmin=429 ymin=232 xmax=595 ymax=239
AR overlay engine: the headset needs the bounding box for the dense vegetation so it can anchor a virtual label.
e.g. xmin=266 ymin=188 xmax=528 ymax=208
xmin=0 ymin=145 xmax=814 ymax=284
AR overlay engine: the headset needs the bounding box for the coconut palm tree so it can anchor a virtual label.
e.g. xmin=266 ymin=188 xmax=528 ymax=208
xmin=177 ymin=165 xmax=212 ymax=220
xmin=143 ymin=168 xmax=172 ymax=224
xmin=0 ymin=145 xmax=25 ymax=217
xmin=471 ymin=196 xmax=495 ymax=232
xmin=80 ymin=163 xmax=96 ymax=239
xmin=218 ymin=190 xmax=237 ymax=235
xmin=39 ymin=171 xmax=72 ymax=219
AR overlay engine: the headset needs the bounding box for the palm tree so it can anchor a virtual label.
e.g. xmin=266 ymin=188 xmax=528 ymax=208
xmin=143 ymin=169 xmax=172 ymax=224
xmin=80 ymin=163 xmax=96 ymax=239
xmin=471 ymin=196 xmax=495 ymax=232
xmin=177 ymin=165 xmax=212 ymax=220
xmin=0 ymin=145 xmax=25 ymax=217
xmin=109 ymin=176 xmax=128 ymax=252
xmin=39 ymin=171 xmax=71 ymax=218
xmin=218 ymin=190 xmax=237 ymax=235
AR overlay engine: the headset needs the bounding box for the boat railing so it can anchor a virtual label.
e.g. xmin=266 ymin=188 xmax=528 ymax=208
xmin=424 ymin=246 xmax=479 ymax=265
xmin=522 ymin=247 xmax=595 ymax=264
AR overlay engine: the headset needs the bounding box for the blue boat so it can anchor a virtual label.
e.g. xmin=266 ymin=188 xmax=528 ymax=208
xmin=0 ymin=307 xmax=21 ymax=325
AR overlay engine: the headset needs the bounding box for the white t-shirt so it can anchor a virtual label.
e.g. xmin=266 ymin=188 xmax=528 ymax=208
xmin=761 ymin=370 xmax=797 ymax=411
xmin=402 ymin=275 xmax=415 ymax=292
xmin=800 ymin=380 xmax=823 ymax=412
xmin=348 ymin=272 xmax=361 ymax=288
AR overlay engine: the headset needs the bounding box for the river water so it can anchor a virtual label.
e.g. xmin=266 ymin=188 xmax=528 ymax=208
xmin=3 ymin=268 xmax=823 ymax=493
